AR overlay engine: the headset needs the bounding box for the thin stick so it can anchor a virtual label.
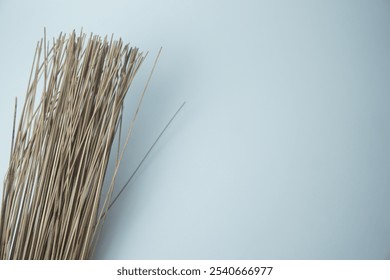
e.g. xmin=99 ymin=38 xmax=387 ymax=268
xmin=108 ymin=101 xmax=186 ymax=210
xmin=94 ymin=48 xmax=163 ymax=225
xmin=9 ymin=97 xmax=17 ymax=162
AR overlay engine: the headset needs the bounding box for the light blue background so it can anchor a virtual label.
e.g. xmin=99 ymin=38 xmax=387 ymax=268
xmin=0 ymin=0 xmax=389 ymax=259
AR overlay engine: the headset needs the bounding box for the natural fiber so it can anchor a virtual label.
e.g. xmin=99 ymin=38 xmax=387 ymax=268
xmin=0 ymin=31 xmax=146 ymax=259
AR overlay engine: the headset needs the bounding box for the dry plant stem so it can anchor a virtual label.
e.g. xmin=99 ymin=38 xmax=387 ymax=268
xmin=0 ymin=31 xmax=146 ymax=259
xmin=108 ymin=101 xmax=186 ymax=211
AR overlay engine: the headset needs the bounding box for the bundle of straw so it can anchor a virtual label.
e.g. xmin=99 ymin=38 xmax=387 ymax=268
xmin=0 ymin=31 xmax=146 ymax=259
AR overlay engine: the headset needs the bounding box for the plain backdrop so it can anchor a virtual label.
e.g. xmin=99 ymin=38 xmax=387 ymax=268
xmin=0 ymin=0 xmax=390 ymax=259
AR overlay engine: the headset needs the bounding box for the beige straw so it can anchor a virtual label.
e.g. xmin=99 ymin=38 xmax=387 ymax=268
xmin=0 ymin=31 xmax=147 ymax=259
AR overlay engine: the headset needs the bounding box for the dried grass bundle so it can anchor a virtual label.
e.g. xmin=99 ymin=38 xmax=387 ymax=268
xmin=0 ymin=31 xmax=148 ymax=259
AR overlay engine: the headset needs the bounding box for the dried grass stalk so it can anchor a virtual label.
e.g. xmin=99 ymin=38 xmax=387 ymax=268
xmin=0 ymin=31 xmax=146 ymax=259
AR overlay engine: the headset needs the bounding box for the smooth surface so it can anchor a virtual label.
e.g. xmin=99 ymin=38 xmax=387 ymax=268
xmin=0 ymin=0 xmax=390 ymax=259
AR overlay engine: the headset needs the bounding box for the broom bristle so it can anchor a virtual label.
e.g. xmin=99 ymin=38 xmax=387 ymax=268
xmin=0 ymin=31 xmax=146 ymax=259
